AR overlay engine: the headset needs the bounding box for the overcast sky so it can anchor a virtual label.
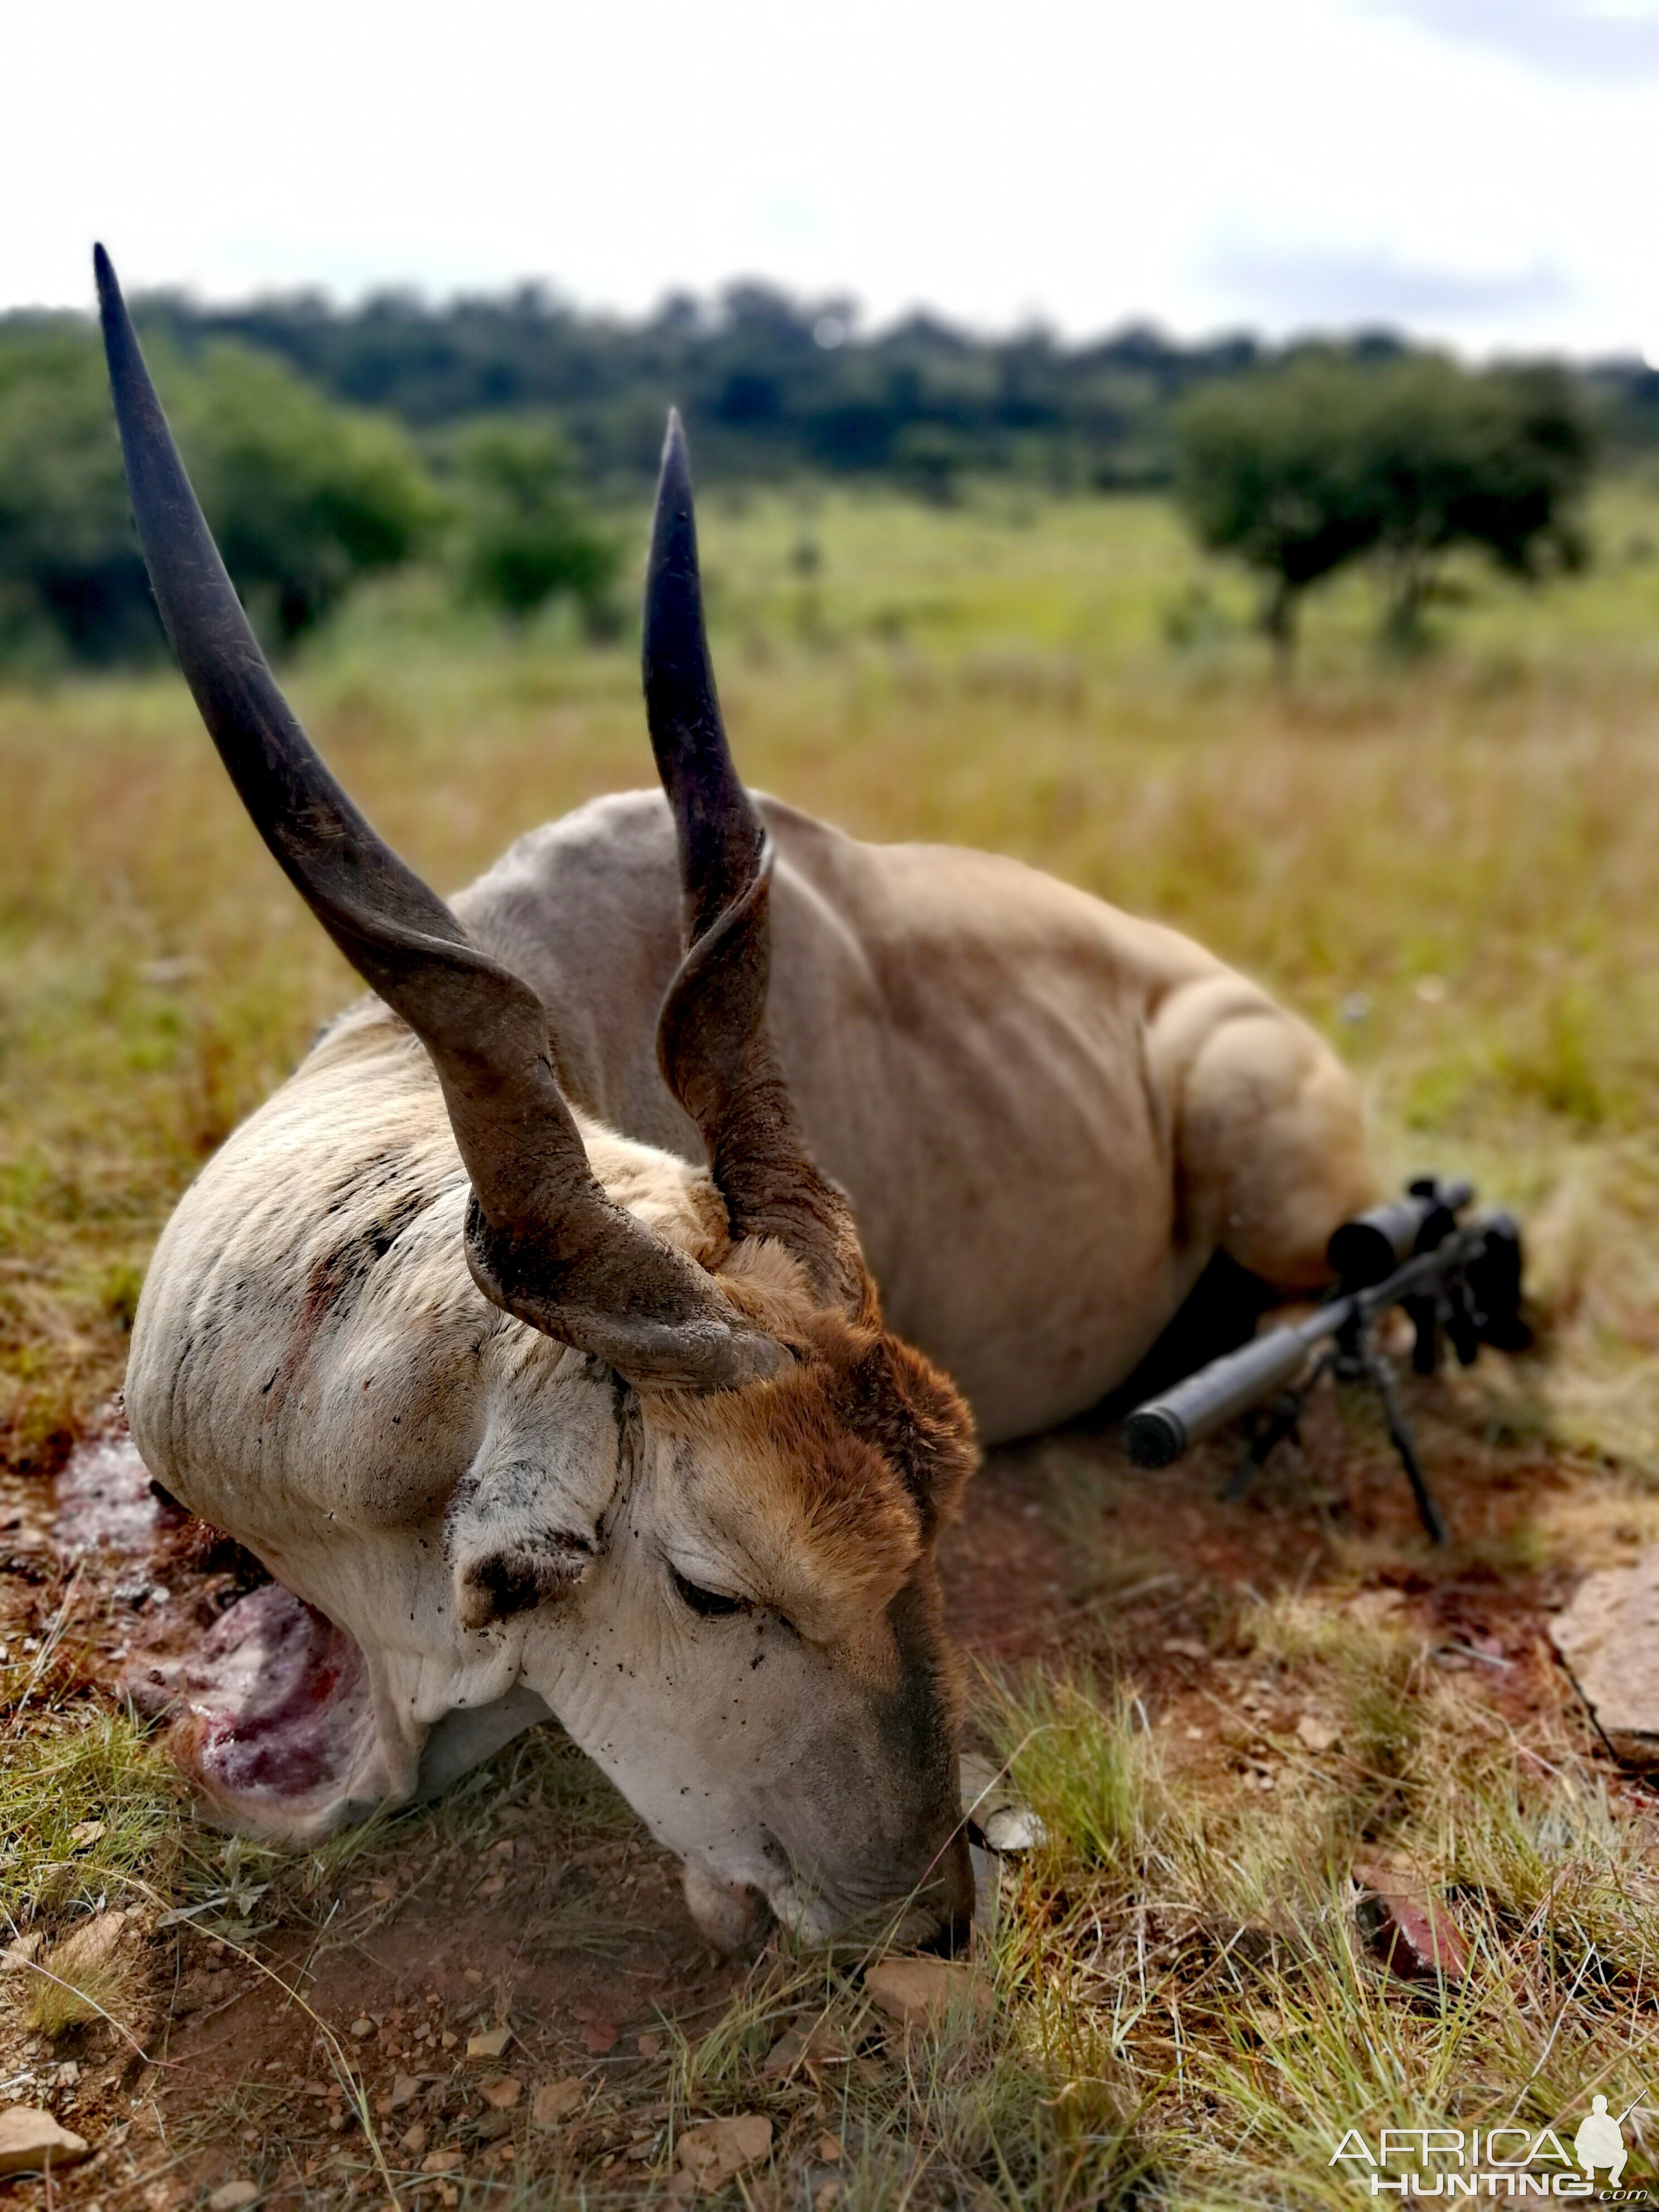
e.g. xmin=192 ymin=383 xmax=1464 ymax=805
xmin=7 ymin=0 xmax=1658 ymax=355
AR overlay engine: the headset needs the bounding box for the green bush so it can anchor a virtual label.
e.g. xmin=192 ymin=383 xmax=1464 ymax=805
xmin=0 ymin=322 xmax=439 ymax=667
xmin=451 ymin=416 xmax=620 ymax=627
xmin=172 ymin=342 xmax=441 ymax=644
xmin=1176 ymin=352 xmax=1595 ymax=654
xmin=0 ymin=323 xmax=152 ymax=667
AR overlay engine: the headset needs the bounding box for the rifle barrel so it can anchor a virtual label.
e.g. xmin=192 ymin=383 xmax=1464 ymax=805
xmin=1123 ymin=1301 xmax=1347 ymax=1468
xmin=1122 ymin=1229 xmax=1487 ymax=1471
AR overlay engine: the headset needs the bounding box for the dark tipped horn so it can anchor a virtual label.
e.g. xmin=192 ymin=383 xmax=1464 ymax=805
xmin=643 ymin=409 xmax=765 ymax=944
xmin=646 ymin=412 xmax=865 ymax=1312
xmin=94 ymin=248 xmax=781 ymax=1391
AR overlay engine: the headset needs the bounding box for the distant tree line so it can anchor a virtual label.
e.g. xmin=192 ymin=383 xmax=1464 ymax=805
xmin=0 ymin=276 xmax=1642 ymax=668
xmin=128 ymin=282 xmax=1267 ymax=493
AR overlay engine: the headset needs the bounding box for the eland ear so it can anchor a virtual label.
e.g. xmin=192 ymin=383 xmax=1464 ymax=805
xmin=832 ymin=1333 xmax=979 ymax=1541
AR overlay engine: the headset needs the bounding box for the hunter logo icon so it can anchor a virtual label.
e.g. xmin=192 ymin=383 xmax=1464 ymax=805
xmin=1573 ymin=2098 xmax=1626 ymax=2190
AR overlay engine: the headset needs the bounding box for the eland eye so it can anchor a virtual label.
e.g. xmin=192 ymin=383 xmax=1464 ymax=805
xmin=670 ymin=1565 xmax=746 ymax=1618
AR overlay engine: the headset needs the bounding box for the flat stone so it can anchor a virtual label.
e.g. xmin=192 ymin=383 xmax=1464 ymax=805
xmin=1354 ymin=1860 xmax=1470 ymax=1985
xmin=479 ymin=2075 xmax=521 ymax=2111
xmin=761 ymin=2022 xmax=850 ymax=2081
xmin=531 ymin=2078 xmax=585 ymax=2126
xmin=386 ymin=2073 xmax=422 ymax=2109
xmin=959 ymin=1755 xmax=1044 ymax=1855
xmin=421 ymin=2148 xmax=463 ymax=2173
xmin=980 ymin=1803 xmax=1046 ymax=1855
xmin=0 ymin=2106 xmax=91 ymax=2176
xmin=207 ymin=2185 xmax=260 ymax=2211
xmin=676 ymin=2112 xmax=772 ymax=2190
xmin=864 ymin=1957 xmax=993 ymax=2029
xmin=46 ymin=1907 xmax=129 ymax=1977
xmin=465 ymin=2025 xmax=512 ymax=2060
xmin=1550 ymin=1551 xmax=1659 ymax=1770
xmin=1296 ymin=1714 xmax=1339 ymax=1753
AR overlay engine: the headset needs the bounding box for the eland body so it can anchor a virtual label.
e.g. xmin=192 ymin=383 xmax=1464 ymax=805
xmin=97 ymin=248 xmax=1373 ymax=1947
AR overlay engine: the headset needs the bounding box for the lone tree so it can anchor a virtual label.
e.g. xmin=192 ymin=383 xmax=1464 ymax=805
xmin=1175 ymin=351 xmax=1594 ymax=657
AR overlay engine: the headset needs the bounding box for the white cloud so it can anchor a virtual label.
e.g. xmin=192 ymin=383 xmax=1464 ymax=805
xmin=2 ymin=0 xmax=1656 ymax=353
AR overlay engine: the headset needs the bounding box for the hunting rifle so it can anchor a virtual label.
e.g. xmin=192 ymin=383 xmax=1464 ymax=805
xmin=1123 ymin=1179 xmax=1527 ymax=1541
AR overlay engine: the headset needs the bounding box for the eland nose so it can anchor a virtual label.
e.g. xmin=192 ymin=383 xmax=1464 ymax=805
xmin=895 ymin=1820 xmax=977 ymax=1954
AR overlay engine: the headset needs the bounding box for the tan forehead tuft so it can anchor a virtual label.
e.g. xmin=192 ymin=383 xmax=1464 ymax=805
xmin=649 ymin=1354 xmax=925 ymax=1633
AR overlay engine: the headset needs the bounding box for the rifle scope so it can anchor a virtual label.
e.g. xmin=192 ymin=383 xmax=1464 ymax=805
xmin=1326 ymin=1176 xmax=1473 ymax=1288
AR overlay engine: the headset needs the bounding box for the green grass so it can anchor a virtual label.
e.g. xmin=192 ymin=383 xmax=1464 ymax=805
xmin=3 ymin=479 xmax=1659 ymax=2204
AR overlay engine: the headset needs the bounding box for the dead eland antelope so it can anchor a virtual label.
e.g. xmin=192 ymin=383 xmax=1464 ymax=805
xmin=94 ymin=247 xmax=1375 ymax=1951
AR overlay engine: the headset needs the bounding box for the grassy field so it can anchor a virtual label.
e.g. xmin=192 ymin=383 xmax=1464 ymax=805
xmin=3 ymin=482 xmax=1659 ymax=2208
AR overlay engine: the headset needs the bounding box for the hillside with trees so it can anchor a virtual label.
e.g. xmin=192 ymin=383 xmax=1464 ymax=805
xmin=0 ymin=277 xmax=1652 ymax=667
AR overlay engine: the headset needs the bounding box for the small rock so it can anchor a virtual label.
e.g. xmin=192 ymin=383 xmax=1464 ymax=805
xmin=864 ymin=1957 xmax=993 ymax=2030
xmin=0 ymin=2107 xmax=92 ymax=2176
xmin=578 ymin=2019 xmax=618 ymax=2054
xmin=817 ymin=2132 xmax=843 ymax=2162
xmin=479 ymin=2075 xmax=521 ymax=2111
xmin=636 ymin=2031 xmax=662 ymax=2058
xmin=1354 ymin=1860 xmax=1470 ymax=1985
xmin=531 ymin=2079 xmax=585 ymax=2126
xmin=466 ymin=2025 xmax=512 ymax=2060
xmin=763 ymin=2022 xmax=851 ymax=2081
xmin=980 ymin=1803 xmax=1046 ymax=1855
xmin=439 ymin=2029 xmax=458 ymax=2049
xmin=959 ymin=1755 xmax=1045 ymax=1859
xmin=386 ymin=2073 xmax=421 ymax=2109
xmin=43 ymin=1907 xmax=129 ymax=1983
xmin=815 ymin=2182 xmax=842 ymax=2211
xmin=207 ymin=2185 xmax=259 ymax=2211
xmin=676 ymin=2112 xmax=773 ymax=2191
xmin=1550 ymin=1550 xmax=1659 ymax=1770
xmin=350 ymin=2017 xmax=373 ymax=2039
xmin=1295 ymin=1715 xmax=1338 ymax=1753
xmin=421 ymin=2148 xmax=463 ymax=2174
xmin=400 ymin=2121 xmax=428 ymax=2155
xmin=1162 ymin=1636 xmax=1209 ymax=1660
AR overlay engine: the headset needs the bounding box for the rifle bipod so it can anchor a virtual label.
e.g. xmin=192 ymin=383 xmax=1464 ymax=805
xmin=1222 ymin=1317 xmax=1448 ymax=1544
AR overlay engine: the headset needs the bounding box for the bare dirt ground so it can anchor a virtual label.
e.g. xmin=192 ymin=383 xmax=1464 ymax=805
xmin=1 ymin=1351 xmax=1646 ymax=2211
